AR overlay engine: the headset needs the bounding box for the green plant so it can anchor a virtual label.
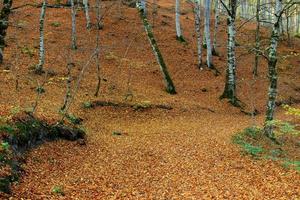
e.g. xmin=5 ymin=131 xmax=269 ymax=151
xmin=52 ymin=185 xmax=64 ymax=196
xmin=282 ymin=160 xmax=300 ymax=172
xmin=36 ymin=86 xmax=45 ymax=94
xmin=21 ymin=46 xmax=35 ymax=57
xmin=65 ymin=113 xmax=82 ymax=125
xmin=112 ymin=131 xmax=122 ymax=136
xmin=51 ymin=22 xmax=61 ymax=27
xmin=82 ymin=101 xmax=93 ymax=109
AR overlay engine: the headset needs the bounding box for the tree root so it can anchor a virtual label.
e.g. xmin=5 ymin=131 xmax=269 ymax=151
xmin=84 ymin=100 xmax=173 ymax=111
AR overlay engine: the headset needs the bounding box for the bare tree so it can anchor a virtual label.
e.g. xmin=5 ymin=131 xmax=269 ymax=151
xmin=71 ymin=0 xmax=77 ymax=50
xmin=194 ymin=0 xmax=203 ymax=68
xmin=220 ymin=0 xmax=239 ymax=106
xmin=35 ymin=0 xmax=47 ymax=74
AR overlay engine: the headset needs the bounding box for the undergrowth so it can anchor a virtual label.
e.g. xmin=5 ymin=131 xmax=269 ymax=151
xmin=233 ymin=105 xmax=300 ymax=172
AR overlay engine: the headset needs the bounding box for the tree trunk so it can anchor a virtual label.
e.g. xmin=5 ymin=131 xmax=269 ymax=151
xmin=175 ymin=0 xmax=184 ymax=41
xmin=204 ymin=0 xmax=213 ymax=68
xmin=194 ymin=0 xmax=203 ymax=69
xmin=137 ymin=4 xmax=176 ymax=94
xmin=83 ymin=0 xmax=91 ymax=29
xmin=220 ymin=0 xmax=238 ymax=106
xmin=71 ymin=0 xmax=77 ymax=50
xmin=253 ymin=0 xmax=261 ymax=76
xmin=94 ymin=0 xmax=101 ymax=96
xmin=264 ymin=0 xmax=282 ymax=139
xmin=212 ymin=0 xmax=220 ymax=56
xmin=0 ymin=0 xmax=13 ymax=64
xmin=35 ymin=0 xmax=47 ymax=74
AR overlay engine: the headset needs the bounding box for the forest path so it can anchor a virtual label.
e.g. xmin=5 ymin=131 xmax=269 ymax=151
xmin=10 ymin=107 xmax=300 ymax=199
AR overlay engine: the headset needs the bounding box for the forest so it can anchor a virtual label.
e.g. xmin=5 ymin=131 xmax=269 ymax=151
xmin=0 ymin=0 xmax=299 ymax=199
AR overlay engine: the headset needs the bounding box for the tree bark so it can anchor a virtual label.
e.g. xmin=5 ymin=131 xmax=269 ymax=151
xmin=71 ymin=0 xmax=77 ymax=50
xmin=212 ymin=0 xmax=220 ymax=56
xmin=194 ymin=0 xmax=203 ymax=69
xmin=253 ymin=0 xmax=261 ymax=76
xmin=204 ymin=0 xmax=213 ymax=68
xmin=83 ymin=0 xmax=91 ymax=29
xmin=175 ymin=0 xmax=184 ymax=41
xmin=264 ymin=0 xmax=282 ymax=139
xmin=0 ymin=0 xmax=13 ymax=64
xmin=35 ymin=0 xmax=47 ymax=74
xmin=220 ymin=0 xmax=239 ymax=106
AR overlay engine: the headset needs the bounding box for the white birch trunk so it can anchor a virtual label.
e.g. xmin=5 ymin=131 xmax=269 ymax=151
xmin=264 ymin=0 xmax=282 ymax=139
xmin=194 ymin=0 xmax=203 ymax=68
xmin=175 ymin=0 xmax=183 ymax=40
xmin=204 ymin=0 xmax=213 ymax=68
xmin=212 ymin=0 xmax=220 ymax=55
xmin=36 ymin=0 xmax=47 ymax=73
xmin=221 ymin=0 xmax=238 ymax=106
xmin=83 ymin=0 xmax=91 ymax=29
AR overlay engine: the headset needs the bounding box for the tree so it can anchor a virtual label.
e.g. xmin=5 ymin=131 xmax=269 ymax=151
xmin=35 ymin=0 xmax=47 ymax=74
xmin=220 ymin=0 xmax=239 ymax=106
xmin=137 ymin=1 xmax=176 ymax=94
xmin=95 ymin=0 xmax=101 ymax=96
xmin=0 ymin=0 xmax=13 ymax=64
xmin=71 ymin=0 xmax=77 ymax=50
xmin=212 ymin=0 xmax=220 ymax=56
xmin=264 ymin=0 xmax=299 ymax=139
xmin=194 ymin=0 xmax=203 ymax=68
xmin=264 ymin=0 xmax=282 ymax=139
xmin=204 ymin=0 xmax=213 ymax=68
xmin=253 ymin=0 xmax=261 ymax=76
xmin=83 ymin=0 xmax=91 ymax=29
xmin=175 ymin=0 xmax=185 ymax=41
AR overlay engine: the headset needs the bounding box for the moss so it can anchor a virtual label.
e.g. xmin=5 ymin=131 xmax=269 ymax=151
xmin=176 ymin=35 xmax=186 ymax=43
xmin=0 ymin=113 xmax=86 ymax=193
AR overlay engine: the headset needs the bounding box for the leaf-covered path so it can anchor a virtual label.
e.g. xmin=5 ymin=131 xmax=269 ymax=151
xmin=8 ymin=107 xmax=299 ymax=199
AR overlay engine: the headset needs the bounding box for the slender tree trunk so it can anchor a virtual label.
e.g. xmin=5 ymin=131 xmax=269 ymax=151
xmin=264 ymin=0 xmax=282 ymax=139
xmin=253 ymin=0 xmax=261 ymax=76
xmin=83 ymin=0 xmax=91 ymax=29
xmin=212 ymin=0 xmax=220 ymax=56
xmin=71 ymin=0 xmax=77 ymax=50
xmin=204 ymin=0 xmax=213 ymax=68
xmin=0 ymin=0 xmax=13 ymax=64
xmin=220 ymin=0 xmax=238 ymax=106
xmin=175 ymin=0 xmax=184 ymax=41
xmin=137 ymin=3 xmax=176 ymax=94
xmin=95 ymin=0 xmax=101 ymax=96
xmin=35 ymin=0 xmax=47 ymax=74
xmin=194 ymin=0 xmax=203 ymax=69
xmin=141 ymin=0 xmax=146 ymax=15
xmin=297 ymin=7 xmax=300 ymax=34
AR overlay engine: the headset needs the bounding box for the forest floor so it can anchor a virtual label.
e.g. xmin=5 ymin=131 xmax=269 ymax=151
xmin=0 ymin=0 xmax=300 ymax=199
